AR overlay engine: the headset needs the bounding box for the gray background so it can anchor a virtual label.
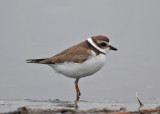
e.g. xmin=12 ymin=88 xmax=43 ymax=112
xmin=0 ymin=0 xmax=160 ymax=102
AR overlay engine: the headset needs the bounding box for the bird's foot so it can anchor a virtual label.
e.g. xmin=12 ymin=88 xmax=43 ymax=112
xmin=76 ymin=95 xmax=80 ymax=101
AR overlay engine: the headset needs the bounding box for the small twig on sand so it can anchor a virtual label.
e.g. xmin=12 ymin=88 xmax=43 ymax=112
xmin=136 ymin=92 xmax=144 ymax=108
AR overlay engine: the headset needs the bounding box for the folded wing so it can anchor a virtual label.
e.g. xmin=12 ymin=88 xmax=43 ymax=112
xmin=26 ymin=41 xmax=91 ymax=64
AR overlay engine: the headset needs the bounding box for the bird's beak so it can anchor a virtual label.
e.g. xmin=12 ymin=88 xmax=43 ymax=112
xmin=109 ymin=45 xmax=117 ymax=51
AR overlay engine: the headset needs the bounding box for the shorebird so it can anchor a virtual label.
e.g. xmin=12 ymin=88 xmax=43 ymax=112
xmin=26 ymin=35 xmax=117 ymax=101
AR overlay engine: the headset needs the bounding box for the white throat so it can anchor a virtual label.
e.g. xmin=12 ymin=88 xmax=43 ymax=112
xmin=87 ymin=38 xmax=106 ymax=54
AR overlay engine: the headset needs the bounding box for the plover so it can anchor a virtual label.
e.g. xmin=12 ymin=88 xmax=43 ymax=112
xmin=26 ymin=35 xmax=117 ymax=101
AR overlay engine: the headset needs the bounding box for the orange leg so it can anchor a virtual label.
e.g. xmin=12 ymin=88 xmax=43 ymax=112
xmin=74 ymin=78 xmax=81 ymax=101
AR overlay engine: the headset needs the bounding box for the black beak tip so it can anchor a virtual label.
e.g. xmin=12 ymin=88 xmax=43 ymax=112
xmin=113 ymin=48 xmax=118 ymax=51
xmin=110 ymin=46 xmax=118 ymax=51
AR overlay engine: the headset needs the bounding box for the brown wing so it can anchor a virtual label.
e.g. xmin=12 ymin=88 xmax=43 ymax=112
xmin=40 ymin=41 xmax=91 ymax=64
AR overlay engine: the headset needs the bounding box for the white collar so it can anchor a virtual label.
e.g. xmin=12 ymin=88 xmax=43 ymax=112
xmin=87 ymin=38 xmax=106 ymax=54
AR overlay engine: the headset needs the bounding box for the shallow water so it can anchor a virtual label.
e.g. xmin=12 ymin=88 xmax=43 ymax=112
xmin=0 ymin=98 xmax=160 ymax=113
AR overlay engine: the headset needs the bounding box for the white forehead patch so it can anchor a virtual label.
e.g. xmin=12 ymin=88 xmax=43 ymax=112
xmin=87 ymin=38 xmax=107 ymax=54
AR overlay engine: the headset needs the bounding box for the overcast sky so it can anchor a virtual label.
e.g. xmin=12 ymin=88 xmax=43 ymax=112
xmin=0 ymin=0 xmax=160 ymax=102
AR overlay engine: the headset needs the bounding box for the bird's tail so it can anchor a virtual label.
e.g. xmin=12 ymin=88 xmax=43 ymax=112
xmin=26 ymin=58 xmax=47 ymax=63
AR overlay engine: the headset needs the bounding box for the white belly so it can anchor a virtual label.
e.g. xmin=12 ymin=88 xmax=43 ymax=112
xmin=49 ymin=54 xmax=106 ymax=78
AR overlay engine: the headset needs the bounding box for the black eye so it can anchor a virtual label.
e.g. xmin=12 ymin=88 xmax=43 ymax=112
xmin=100 ymin=42 xmax=107 ymax=47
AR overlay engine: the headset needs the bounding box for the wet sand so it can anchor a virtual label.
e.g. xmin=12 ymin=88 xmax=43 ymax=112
xmin=0 ymin=98 xmax=160 ymax=114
